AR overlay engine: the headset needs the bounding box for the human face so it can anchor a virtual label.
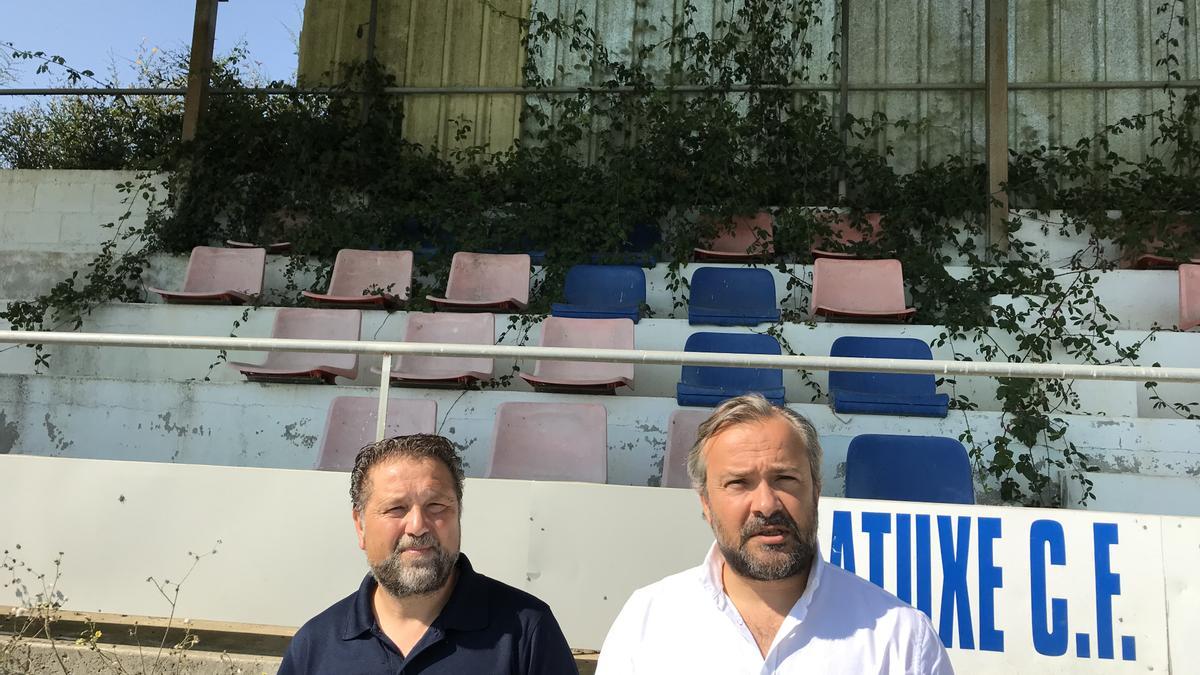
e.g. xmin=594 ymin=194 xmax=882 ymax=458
xmin=353 ymin=456 xmax=462 ymax=598
xmin=699 ymin=415 xmax=819 ymax=582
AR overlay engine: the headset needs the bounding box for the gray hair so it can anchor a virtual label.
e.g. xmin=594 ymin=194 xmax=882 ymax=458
xmin=685 ymin=394 xmax=823 ymax=491
xmin=350 ymin=434 xmax=465 ymax=513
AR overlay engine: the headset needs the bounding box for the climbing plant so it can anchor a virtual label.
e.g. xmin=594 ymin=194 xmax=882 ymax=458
xmin=2 ymin=0 xmax=1197 ymax=506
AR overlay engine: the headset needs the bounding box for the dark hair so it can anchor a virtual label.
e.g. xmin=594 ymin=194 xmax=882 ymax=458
xmin=350 ymin=434 xmax=465 ymax=513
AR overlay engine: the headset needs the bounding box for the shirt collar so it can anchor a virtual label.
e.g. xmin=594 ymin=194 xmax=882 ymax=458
xmin=341 ymin=552 xmax=488 ymax=640
xmin=698 ymin=542 xmax=826 ymax=623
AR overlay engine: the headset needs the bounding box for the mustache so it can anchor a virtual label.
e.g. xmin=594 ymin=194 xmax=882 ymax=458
xmin=394 ymin=533 xmax=439 ymax=553
xmin=740 ymin=511 xmax=801 ymax=544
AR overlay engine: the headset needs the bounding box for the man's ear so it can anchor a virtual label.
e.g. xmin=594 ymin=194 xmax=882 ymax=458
xmin=353 ymin=507 xmax=367 ymax=551
xmin=698 ymin=488 xmax=712 ymax=525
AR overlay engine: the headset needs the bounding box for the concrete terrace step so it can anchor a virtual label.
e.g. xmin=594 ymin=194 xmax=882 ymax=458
xmin=1 ymin=372 xmax=1198 ymax=504
xmin=5 ymin=301 xmax=1199 ymax=418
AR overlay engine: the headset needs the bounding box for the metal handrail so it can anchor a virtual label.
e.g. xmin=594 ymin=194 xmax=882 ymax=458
xmin=1 ymin=80 xmax=1197 ymax=97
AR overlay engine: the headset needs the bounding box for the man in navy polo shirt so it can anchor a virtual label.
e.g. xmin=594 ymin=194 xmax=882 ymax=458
xmin=279 ymin=434 xmax=578 ymax=674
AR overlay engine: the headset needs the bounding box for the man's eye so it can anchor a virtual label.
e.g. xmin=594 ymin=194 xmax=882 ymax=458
xmin=427 ymin=503 xmax=446 ymax=513
xmin=725 ymin=479 xmax=746 ymax=488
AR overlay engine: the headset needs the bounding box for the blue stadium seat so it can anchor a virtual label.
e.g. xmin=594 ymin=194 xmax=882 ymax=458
xmin=677 ymin=332 xmax=785 ymax=406
xmin=829 ymin=336 xmax=949 ymax=417
xmin=844 ymin=434 xmax=975 ymax=504
xmin=688 ymin=267 xmax=780 ymax=326
xmin=552 ymin=265 xmax=646 ymax=323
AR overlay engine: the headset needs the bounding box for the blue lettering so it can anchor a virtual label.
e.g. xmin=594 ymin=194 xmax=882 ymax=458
xmin=830 ymin=510 xmax=856 ymax=572
xmin=937 ymin=515 xmax=975 ymax=649
xmin=862 ymin=512 xmax=891 ymax=589
xmin=896 ymin=513 xmax=912 ymax=604
xmin=916 ymin=514 xmax=932 ymax=619
xmin=1030 ymin=519 xmax=1068 ymax=656
xmin=977 ymin=517 xmax=1004 ymax=652
xmin=1093 ymin=523 xmax=1121 ymax=660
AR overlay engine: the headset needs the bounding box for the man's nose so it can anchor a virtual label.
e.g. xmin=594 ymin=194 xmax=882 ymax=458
xmin=750 ymin=480 xmax=784 ymax=516
xmin=405 ymin=505 xmax=430 ymax=535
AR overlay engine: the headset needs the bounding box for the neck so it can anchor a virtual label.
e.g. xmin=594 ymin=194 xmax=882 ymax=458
xmin=720 ymin=558 xmax=811 ymax=616
xmin=372 ymin=567 xmax=459 ymax=625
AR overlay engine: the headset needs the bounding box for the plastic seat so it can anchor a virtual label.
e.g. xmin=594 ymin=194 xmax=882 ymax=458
xmin=229 ymin=308 xmax=360 ymax=383
xmin=386 ymin=312 xmax=494 ymax=386
xmin=552 ymin=265 xmax=646 ymax=323
xmin=1181 ymin=264 xmax=1200 ymax=331
xmin=303 ymin=249 xmax=413 ymax=309
xmin=811 ymin=211 xmax=884 ymax=259
xmin=315 ymin=396 xmax=438 ymax=471
xmin=426 ymin=252 xmax=530 ymax=311
xmin=677 ymin=332 xmax=785 ymax=407
xmin=688 ymin=267 xmax=780 ymax=326
xmin=845 ymin=434 xmax=975 ymax=504
xmin=694 ymin=212 xmax=775 ymax=261
xmin=487 ymin=402 xmax=607 ymax=483
xmin=519 ymin=317 xmax=635 ymax=394
xmin=811 ymin=258 xmax=916 ymax=322
xmin=148 ymin=246 xmax=265 ymax=304
xmin=663 ymin=408 xmax=712 ymax=488
xmin=829 ymin=336 xmax=949 ymax=417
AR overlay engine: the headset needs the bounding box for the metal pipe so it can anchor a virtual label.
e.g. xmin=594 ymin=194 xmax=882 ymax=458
xmin=3 ymin=330 xmax=1200 ymax=383
xmin=1 ymin=80 xmax=1195 ymax=97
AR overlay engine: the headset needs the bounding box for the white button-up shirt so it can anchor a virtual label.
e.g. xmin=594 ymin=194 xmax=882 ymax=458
xmin=596 ymin=544 xmax=954 ymax=674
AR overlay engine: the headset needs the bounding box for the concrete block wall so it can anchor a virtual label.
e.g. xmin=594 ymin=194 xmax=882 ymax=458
xmin=0 ymin=170 xmax=161 ymax=252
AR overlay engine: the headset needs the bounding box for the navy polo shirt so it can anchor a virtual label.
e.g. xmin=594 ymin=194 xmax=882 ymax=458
xmin=278 ymin=554 xmax=578 ymax=674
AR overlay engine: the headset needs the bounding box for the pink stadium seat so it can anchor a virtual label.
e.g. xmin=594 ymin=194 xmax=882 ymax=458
xmin=148 ymin=246 xmax=265 ymax=304
xmin=228 ymin=308 xmax=361 ymax=383
xmin=1181 ymin=264 xmax=1200 ymax=331
xmin=811 ymin=211 xmax=884 ymax=259
xmin=488 ymin=402 xmax=608 ymax=483
xmin=812 ymin=258 xmax=916 ymax=322
xmin=520 ymin=317 xmax=635 ymax=394
xmin=694 ymin=211 xmax=775 ymax=261
xmin=303 ymin=249 xmax=413 ymax=309
xmin=663 ymin=408 xmax=712 ymax=488
xmin=427 ymin=252 xmax=530 ymax=311
xmin=315 ymin=396 xmax=438 ymax=471
xmin=386 ymin=312 xmax=494 ymax=386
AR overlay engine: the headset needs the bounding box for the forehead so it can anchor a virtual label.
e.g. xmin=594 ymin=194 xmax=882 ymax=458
xmin=703 ymin=416 xmax=809 ymax=472
xmin=365 ymin=455 xmax=456 ymax=501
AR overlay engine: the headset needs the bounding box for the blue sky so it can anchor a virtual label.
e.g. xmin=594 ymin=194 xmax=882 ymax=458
xmin=2 ymin=0 xmax=303 ymax=87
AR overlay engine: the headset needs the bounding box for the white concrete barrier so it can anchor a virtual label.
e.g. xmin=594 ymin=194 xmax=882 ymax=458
xmin=0 ymin=455 xmax=1195 ymax=672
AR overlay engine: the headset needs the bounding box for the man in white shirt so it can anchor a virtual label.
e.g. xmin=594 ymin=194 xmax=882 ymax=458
xmin=596 ymin=394 xmax=954 ymax=674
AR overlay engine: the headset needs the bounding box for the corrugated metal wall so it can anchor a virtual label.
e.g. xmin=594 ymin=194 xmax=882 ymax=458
xmin=298 ymin=0 xmax=528 ymax=153
xmin=298 ymin=0 xmax=1199 ymax=167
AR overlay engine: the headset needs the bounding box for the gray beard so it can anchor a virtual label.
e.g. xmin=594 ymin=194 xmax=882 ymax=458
xmin=715 ymin=510 xmax=817 ymax=582
xmin=371 ymin=534 xmax=459 ymax=598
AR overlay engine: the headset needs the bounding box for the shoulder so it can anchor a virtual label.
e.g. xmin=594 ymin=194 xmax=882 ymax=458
xmin=286 ymin=589 xmax=357 ymax=653
xmin=816 ymin=563 xmax=943 ymax=642
xmin=475 ymin=572 xmax=555 ymax=616
xmin=610 ymin=563 xmax=708 ymax=624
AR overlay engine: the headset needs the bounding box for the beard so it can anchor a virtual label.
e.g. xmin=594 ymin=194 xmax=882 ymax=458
xmin=371 ymin=533 xmax=459 ymax=598
xmin=711 ymin=506 xmax=817 ymax=582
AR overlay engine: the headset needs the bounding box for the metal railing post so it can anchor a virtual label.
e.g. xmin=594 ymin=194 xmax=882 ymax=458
xmin=376 ymin=353 xmax=392 ymax=442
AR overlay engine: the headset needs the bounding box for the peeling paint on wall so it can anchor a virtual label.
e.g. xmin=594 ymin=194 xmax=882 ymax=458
xmin=282 ymin=419 xmax=317 ymax=449
xmin=0 ymin=410 xmax=18 ymax=454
